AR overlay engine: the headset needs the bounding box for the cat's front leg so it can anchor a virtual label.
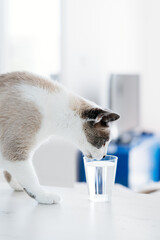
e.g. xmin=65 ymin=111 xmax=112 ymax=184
xmin=5 ymin=160 xmax=61 ymax=204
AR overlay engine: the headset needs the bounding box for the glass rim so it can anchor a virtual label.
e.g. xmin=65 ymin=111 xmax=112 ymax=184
xmin=83 ymin=154 xmax=118 ymax=162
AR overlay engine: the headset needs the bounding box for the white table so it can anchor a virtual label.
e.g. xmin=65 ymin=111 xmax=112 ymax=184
xmin=0 ymin=183 xmax=160 ymax=240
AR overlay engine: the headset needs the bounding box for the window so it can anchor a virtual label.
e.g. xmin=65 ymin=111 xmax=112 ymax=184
xmin=7 ymin=0 xmax=60 ymax=78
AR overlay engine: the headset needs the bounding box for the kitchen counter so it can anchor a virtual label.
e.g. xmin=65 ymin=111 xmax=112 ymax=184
xmin=0 ymin=183 xmax=160 ymax=240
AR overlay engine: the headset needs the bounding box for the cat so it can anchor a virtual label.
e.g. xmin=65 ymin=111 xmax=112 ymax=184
xmin=0 ymin=71 xmax=119 ymax=204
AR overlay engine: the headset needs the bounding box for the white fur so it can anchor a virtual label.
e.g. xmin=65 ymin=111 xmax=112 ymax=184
xmin=16 ymin=84 xmax=107 ymax=159
xmin=0 ymin=83 xmax=107 ymax=204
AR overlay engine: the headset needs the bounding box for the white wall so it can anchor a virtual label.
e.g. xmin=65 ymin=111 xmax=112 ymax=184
xmin=0 ymin=0 xmax=8 ymax=73
xmin=33 ymin=137 xmax=77 ymax=187
xmin=61 ymin=0 xmax=142 ymax=101
xmin=139 ymin=0 xmax=160 ymax=132
xmin=61 ymin=0 xmax=160 ymax=132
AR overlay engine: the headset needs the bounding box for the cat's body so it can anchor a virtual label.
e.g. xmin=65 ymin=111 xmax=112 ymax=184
xmin=0 ymin=71 xmax=119 ymax=204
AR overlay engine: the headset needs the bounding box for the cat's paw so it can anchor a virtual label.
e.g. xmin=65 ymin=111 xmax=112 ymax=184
xmin=36 ymin=191 xmax=61 ymax=204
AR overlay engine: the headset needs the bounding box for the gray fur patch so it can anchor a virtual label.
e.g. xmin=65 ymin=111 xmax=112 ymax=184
xmin=3 ymin=171 xmax=12 ymax=183
xmin=83 ymin=121 xmax=110 ymax=149
xmin=0 ymin=96 xmax=42 ymax=161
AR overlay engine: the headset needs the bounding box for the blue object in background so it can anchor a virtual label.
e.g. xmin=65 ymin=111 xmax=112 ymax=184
xmin=150 ymin=140 xmax=160 ymax=181
xmin=77 ymin=132 xmax=160 ymax=188
xmin=77 ymin=151 xmax=86 ymax=182
xmin=109 ymin=145 xmax=129 ymax=186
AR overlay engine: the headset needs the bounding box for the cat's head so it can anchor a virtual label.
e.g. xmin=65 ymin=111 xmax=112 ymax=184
xmin=70 ymin=96 xmax=120 ymax=160
xmin=78 ymin=107 xmax=119 ymax=159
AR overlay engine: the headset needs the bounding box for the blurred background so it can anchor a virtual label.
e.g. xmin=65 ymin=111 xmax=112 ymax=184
xmin=0 ymin=0 xmax=160 ymax=191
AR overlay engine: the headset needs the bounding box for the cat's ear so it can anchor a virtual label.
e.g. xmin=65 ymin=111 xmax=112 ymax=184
xmin=83 ymin=108 xmax=120 ymax=125
xmin=93 ymin=111 xmax=120 ymax=125
xmin=97 ymin=112 xmax=120 ymax=124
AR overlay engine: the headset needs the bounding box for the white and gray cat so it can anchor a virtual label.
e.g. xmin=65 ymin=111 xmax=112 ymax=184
xmin=0 ymin=71 xmax=119 ymax=204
